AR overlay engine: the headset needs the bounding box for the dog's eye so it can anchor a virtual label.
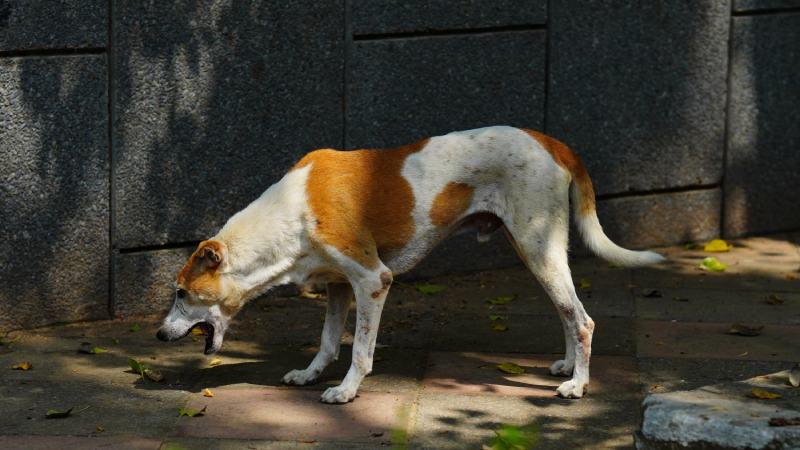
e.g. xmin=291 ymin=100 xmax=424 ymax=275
xmin=176 ymin=288 xmax=187 ymax=299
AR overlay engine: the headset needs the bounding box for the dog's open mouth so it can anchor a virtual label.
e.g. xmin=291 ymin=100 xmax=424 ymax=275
xmin=190 ymin=322 xmax=215 ymax=354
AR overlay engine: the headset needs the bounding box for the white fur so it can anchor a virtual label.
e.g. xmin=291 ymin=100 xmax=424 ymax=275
xmin=161 ymin=126 xmax=664 ymax=402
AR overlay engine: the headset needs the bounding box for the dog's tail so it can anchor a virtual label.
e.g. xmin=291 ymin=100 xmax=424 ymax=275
xmin=566 ymin=153 xmax=666 ymax=267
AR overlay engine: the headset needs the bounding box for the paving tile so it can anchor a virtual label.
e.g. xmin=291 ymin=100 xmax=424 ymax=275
xmin=174 ymin=387 xmax=411 ymax=444
xmin=635 ymin=288 xmax=800 ymax=325
xmin=0 ymin=436 xmax=160 ymax=450
xmin=638 ymin=357 xmax=795 ymax=395
xmin=410 ymin=393 xmax=637 ymax=449
xmin=429 ymin=314 xmax=635 ymax=355
xmin=637 ymin=320 xmax=800 ymax=361
xmin=421 ymin=353 xmax=638 ymax=400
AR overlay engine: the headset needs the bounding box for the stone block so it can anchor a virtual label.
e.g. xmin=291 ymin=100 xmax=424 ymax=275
xmin=352 ymin=0 xmax=546 ymax=36
xmin=347 ymin=31 xmax=545 ymax=149
xmin=113 ymin=247 xmax=194 ymax=319
xmin=734 ymin=0 xmax=800 ymax=12
xmin=0 ymin=56 xmax=108 ymax=331
xmin=724 ymin=14 xmax=800 ymax=236
xmin=548 ymin=0 xmax=730 ymax=195
xmin=596 ymin=189 xmax=721 ymax=249
xmin=113 ymin=1 xmax=344 ymax=248
xmin=0 ymin=1 xmax=106 ymax=51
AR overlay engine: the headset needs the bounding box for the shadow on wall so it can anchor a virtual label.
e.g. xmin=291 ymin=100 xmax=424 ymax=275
xmin=724 ymin=12 xmax=800 ymax=237
xmin=0 ymin=56 xmax=109 ymax=330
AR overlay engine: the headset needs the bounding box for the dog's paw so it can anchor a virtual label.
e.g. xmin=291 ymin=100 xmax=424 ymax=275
xmin=556 ymin=379 xmax=587 ymax=399
xmin=549 ymin=359 xmax=574 ymax=377
xmin=320 ymin=385 xmax=357 ymax=404
xmin=282 ymin=369 xmax=318 ymax=386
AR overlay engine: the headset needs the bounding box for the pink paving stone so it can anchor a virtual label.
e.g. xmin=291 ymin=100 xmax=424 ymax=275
xmin=0 ymin=436 xmax=160 ymax=450
xmin=174 ymin=387 xmax=411 ymax=442
xmin=637 ymin=320 xmax=800 ymax=361
xmin=421 ymin=352 xmax=639 ymax=398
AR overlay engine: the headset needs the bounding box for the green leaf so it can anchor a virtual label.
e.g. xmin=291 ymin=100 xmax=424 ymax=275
xmin=178 ymin=406 xmax=207 ymax=417
xmin=699 ymin=256 xmax=727 ymax=272
xmin=79 ymin=343 xmax=109 ymax=354
xmin=128 ymin=357 xmax=146 ymax=376
xmin=93 ymin=347 xmax=108 ymax=354
xmin=496 ymin=362 xmax=525 ymax=375
xmin=490 ymin=423 xmax=539 ymax=450
xmin=45 ymin=408 xmax=73 ymax=419
xmin=487 ymin=295 xmax=516 ymax=305
xmin=683 ymin=242 xmax=702 ymax=250
xmin=129 ymin=324 xmax=141 ymax=332
xmin=414 ymin=283 xmax=447 ymax=295
xmin=578 ymin=278 xmax=592 ymax=290
xmin=489 ymin=315 xmax=507 ymax=321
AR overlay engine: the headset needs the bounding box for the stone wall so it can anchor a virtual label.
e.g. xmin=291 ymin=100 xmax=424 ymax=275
xmin=1 ymin=1 xmax=798 ymax=330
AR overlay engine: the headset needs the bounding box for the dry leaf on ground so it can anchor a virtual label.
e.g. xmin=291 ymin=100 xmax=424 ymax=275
xmin=178 ymin=406 xmax=207 ymax=417
xmin=750 ymin=388 xmax=782 ymax=400
xmin=766 ymin=294 xmax=785 ymax=305
xmin=209 ymin=358 xmax=223 ymax=367
xmin=641 ymin=289 xmax=662 ymax=298
xmin=144 ymin=368 xmax=164 ymax=382
xmin=704 ymin=239 xmax=733 ymax=252
xmin=11 ymin=362 xmax=32 ymax=370
xmin=487 ymin=295 xmax=516 ymax=305
xmin=578 ymin=278 xmax=592 ymax=290
xmin=45 ymin=408 xmax=73 ymax=419
xmin=78 ymin=342 xmax=108 ymax=354
xmin=491 ymin=323 xmax=509 ymax=332
xmin=496 ymin=362 xmax=525 ymax=374
xmin=700 ymin=257 xmax=727 ymax=272
xmin=203 ymin=388 xmax=214 ymax=397
xmin=728 ymin=323 xmax=764 ymax=337
xmin=489 ymin=315 xmax=506 ymax=321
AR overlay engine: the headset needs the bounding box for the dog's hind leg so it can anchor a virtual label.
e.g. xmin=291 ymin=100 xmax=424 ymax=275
xmin=282 ymin=283 xmax=353 ymax=386
xmin=507 ymin=223 xmax=594 ymax=398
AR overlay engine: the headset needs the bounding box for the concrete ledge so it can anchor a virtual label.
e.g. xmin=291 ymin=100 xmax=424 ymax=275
xmin=636 ymin=370 xmax=800 ymax=449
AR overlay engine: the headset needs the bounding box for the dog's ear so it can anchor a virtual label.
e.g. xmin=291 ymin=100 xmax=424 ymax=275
xmin=197 ymin=240 xmax=226 ymax=270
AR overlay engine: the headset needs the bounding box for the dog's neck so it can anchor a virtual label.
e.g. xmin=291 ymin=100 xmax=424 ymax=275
xmin=214 ymin=166 xmax=311 ymax=302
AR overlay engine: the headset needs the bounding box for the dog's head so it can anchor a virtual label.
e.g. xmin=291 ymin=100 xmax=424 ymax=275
xmin=156 ymin=239 xmax=242 ymax=354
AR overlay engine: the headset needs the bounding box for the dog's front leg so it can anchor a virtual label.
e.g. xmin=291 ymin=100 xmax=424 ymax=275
xmin=283 ymin=283 xmax=352 ymax=386
xmin=320 ymin=270 xmax=391 ymax=404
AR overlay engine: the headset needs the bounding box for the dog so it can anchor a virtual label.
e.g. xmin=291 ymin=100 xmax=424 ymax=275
xmin=156 ymin=125 xmax=665 ymax=403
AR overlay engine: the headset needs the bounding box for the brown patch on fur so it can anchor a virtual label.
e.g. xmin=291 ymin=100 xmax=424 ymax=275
xmin=371 ymin=290 xmax=382 ymax=299
xmin=521 ymin=129 xmax=596 ymax=215
xmin=578 ymin=325 xmax=593 ymax=362
xmin=380 ymin=271 xmax=393 ymax=289
xmin=177 ymin=240 xmax=225 ymax=303
xmin=292 ymin=140 xmax=428 ymax=268
xmin=430 ymin=182 xmax=475 ymax=227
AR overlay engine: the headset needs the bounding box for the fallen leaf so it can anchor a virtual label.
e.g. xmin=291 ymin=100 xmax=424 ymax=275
xmin=178 ymin=406 xmax=207 ymax=417
xmin=11 ymin=362 xmax=32 ymax=370
xmin=415 ymin=283 xmax=447 ymax=295
xmin=129 ymin=324 xmax=141 ymax=332
xmin=491 ymin=323 xmax=509 ymax=332
xmin=704 ymin=239 xmax=733 ymax=252
xmin=750 ymin=388 xmax=782 ymax=400
xmin=144 ymin=368 xmax=164 ymax=382
xmin=769 ymin=417 xmax=800 ymax=426
xmin=78 ymin=342 xmax=108 ymax=354
xmin=641 ymin=289 xmax=662 ymax=298
xmin=128 ymin=357 xmax=146 ymax=377
xmin=684 ymin=242 xmax=702 ymax=250
xmin=496 ymin=362 xmax=525 ymax=375
xmin=728 ymin=323 xmax=764 ymax=337
xmin=487 ymin=295 xmax=516 ymax=305
xmin=578 ymin=278 xmax=591 ymax=290
xmin=45 ymin=408 xmax=73 ymax=419
xmin=766 ymin=294 xmax=785 ymax=305
xmin=490 ymin=423 xmax=539 ymax=450
xmin=700 ymin=257 xmax=727 ymax=272
xmin=371 ymin=431 xmax=384 ymax=437
xmin=790 ymin=363 xmax=799 ymax=388
xmin=737 ymin=351 xmax=749 ymax=357
xmin=709 ymin=406 xmax=728 ymax=412
xmin=191 ymin=327 xmax=206 ymax=336
xmin=673 ymin=296 xmax=690 ymax=302
xmin=209 ymin=358 xmax=222 ymax=367
xmin=203 ymin=388 xmax=214 ymax=398
xmin=489 ymin=315 xmax=507 ymax=321
xmin=111 ymin=337 xmax=120 ymax=344
xmin=96 ymin=426 xmax=105 ymax=433
xmin=785 ymin=273 xmax=798 ymax=281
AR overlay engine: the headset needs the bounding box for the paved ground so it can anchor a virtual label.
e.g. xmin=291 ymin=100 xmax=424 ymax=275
xmin=1 ymin=235 xmax=799 ymax=449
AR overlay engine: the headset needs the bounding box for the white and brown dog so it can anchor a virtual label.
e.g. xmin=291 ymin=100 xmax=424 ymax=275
xmin=156 ymin=126 xmax=664 ymax=403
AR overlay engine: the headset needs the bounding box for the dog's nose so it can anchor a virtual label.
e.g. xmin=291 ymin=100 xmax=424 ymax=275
xmin=156 ymin=329 xmax=169 ymax=341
